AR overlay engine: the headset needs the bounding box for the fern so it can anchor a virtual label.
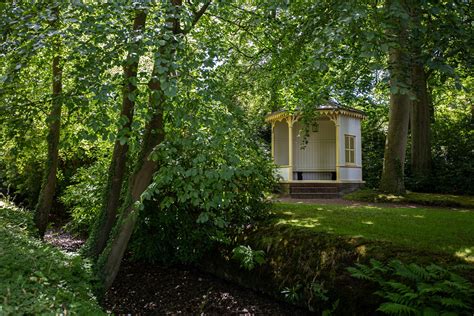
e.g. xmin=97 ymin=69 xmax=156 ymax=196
xmin=377 ymin=302 xmax=417 ymax=315
xmin=347 ymin=260 xmax=474 ymax=315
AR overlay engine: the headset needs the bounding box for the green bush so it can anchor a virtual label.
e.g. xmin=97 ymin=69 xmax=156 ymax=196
xmin=0 ymin=200 xmax=103 ymax=315
xmin=348 ymin=259 xmax=474 ymax=315
xmin=60 ymin=157 xmax=109 ymax=234
xmin=130 ymin=101 xmax=276 ymax=264
xmin=231 ymin=245 xmax=266 ymax=271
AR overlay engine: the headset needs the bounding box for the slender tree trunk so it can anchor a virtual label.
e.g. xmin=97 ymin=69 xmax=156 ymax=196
xmin=379 ymin=0 xmax=411 ymax=194
xmin=99 ymin=0 xmax=212 ymax=290
xmin=100 ymin=10 xmax=177 ymax=291
xmin=34 ymin=8 xmax=62 ymax=238
xmin=410 ymin=3 xmax=432 ymax=180
xmin=86 ymin=11 xmax=147 ymax=258
xmin=101 ymin=83 xmax=165 ymax=289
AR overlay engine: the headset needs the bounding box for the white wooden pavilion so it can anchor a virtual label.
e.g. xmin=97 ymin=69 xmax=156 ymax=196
xmin=265 ymin=103 xmax=365 ymax=198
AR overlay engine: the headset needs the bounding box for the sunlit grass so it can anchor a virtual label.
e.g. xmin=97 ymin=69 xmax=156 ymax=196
xmin=345 ymin=189 xmax=474 ymax=209
xmin=272 ymin=202 xmax=474 ymax=261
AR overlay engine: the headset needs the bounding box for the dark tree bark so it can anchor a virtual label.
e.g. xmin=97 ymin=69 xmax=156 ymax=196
xmin=410 ymin=4 xmax=432 ymax=179
xmin=34 ymin=7 xmax=62 ymax=238
xmin=86 ymin=11 xmax=147 ymax=258
xmin=99 ymin=0 xmax=211 ymax=290
xmin=380 ymin=0 xmax=412 ymax=194
xmin=410 ymin=61 xmax=432 ymax=178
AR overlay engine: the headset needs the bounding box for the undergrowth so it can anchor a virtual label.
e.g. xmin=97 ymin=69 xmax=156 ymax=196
xmin=348 ymin=259 xmax=474 ymax=315
xmin=0 ymin=200 xmax=104 ymax=315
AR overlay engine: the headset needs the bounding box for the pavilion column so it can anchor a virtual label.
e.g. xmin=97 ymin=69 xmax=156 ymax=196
xmin=287 ymin=116 xmax=294 ymax=181
xmin=271 ymin=122 xmax=275 ymax=160
xmin=331 ymin=114 xmax=340 ymax=181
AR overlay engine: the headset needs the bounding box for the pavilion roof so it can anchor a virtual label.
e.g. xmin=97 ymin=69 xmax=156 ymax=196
xmin=265 ymin=101 xmax=365 ymax=123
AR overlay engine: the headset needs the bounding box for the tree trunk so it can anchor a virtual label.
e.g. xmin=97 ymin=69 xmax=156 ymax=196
xmin=99 ymin=0 xmax=212 ymax=290
xmin=34 ymin=8 xmax=62 ymax=238
xmin=410 ymin=2 xmax=432 ymax=180
xmin=101 ymin=87 xmax=165 ymax=289
xmin=86 ymin=11 xmax=147 ymax=258
xmin=379 ymin=0 xmax=411 ymax=194
xmin=411 ymin=62 xmax=432 ymax=178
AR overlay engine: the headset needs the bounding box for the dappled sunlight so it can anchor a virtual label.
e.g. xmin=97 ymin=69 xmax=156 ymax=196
xmin=277 ymin=216 xmax=326 ymax=228
xmin=378 ymin=194 xmax=403 ymax=201
xmin=455 ymin=247 xmax=474 ymax=263
xmin=274 ymin=203 xmax=474 ymax=254
xmin=361 ymin=205 xmax=382 ymax=210
xmin=356 ymin=245 xmax=367 ymax=256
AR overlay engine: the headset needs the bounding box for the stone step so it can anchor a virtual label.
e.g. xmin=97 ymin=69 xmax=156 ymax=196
xmin=290 ymin=193 xmax=340 ymax=199
xmin=289 ymin=182 xmax=340 ymax=188
xmin=290 ymin=187 xmax=338 ymax=193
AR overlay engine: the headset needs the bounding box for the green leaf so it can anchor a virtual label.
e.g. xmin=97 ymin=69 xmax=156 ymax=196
xmin=196 ymin=212 xmax=209 ymax=224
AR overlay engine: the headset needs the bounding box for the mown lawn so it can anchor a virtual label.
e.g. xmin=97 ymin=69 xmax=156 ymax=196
xmin=344 ymin=189 xmax=474 ymax=209
xmin=272 ymin=202 xmax=474 ymax=262
xmin=0 ymin=200 xmax=103 ymax=315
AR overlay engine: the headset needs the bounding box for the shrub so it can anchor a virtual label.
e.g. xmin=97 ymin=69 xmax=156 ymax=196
xmin=231 ymin=245 xmax=266 ymax=271
xmin=0 ymin=200 xmax=103 ymax=315
xmin=130 ymin=101 xmax=276 ymax=264
xmin=60 ymin=157 xmax=109 ymax=234
xmin=348 ymin=259 xmax=474 ymax=315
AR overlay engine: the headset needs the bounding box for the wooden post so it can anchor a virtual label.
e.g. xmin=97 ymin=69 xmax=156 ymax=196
xmin=271 ymin=122 xmax=275 ymax=159
xmin=330 ymin=114 xmax=340 ymax=181
xmin=287 ymin=116 xmax=293 ymax=181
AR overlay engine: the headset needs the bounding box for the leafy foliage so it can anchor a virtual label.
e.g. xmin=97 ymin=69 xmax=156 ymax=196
xmin=129 ymin=101 xmax=276 ymax=264
xmin=60 ymin=157 xmax=110 ymax=233
xmin=348 ymin=259 xmax=474 ymax=315
xmin=0 ymin=200 xmax=103 ymax=315
xmin=231 ymin=245 xmax=265 ymax=271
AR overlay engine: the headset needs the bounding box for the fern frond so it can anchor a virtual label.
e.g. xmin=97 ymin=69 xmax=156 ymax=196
xmin=439 ymin=297 xmax=469 ymax=309
xmin=377 ymin=302 xmax=418 ymax=315
xmin=386 ymin=281 xmax=415 ymax=295
xmin=391 ymin=261 xmax=419 ymax=282
xmin=407 ymin=263 xmax=431 ymax=281
xmin=384 ymin=291 xmax=418 ymax=306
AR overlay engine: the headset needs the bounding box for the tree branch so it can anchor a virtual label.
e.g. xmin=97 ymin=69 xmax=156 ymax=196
xmin=182 ymin=0 xmax=211 ymax=34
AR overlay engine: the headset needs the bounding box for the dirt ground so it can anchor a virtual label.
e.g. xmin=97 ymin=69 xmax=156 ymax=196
xmin=44 ymin=230 xmax=310 ymax=315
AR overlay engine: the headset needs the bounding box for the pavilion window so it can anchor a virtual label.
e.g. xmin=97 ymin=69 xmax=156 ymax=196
xmin=345 ymin=134 xmax=355 ymax=164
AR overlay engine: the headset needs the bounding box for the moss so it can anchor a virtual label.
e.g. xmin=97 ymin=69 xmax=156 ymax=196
xmin=345 ymin=188 xmax=474 ymax=209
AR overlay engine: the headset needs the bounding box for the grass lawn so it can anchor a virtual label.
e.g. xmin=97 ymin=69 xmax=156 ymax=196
xmin=344 ymin=189 xmax=474 ymax=209
xmin=272 ymin=202 xmax=474 ymax=262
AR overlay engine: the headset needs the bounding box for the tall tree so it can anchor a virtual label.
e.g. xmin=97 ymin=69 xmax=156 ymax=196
xmin=98 ymin=0 xmax=212 ymax=289
xmin=86 ymin=9 xmax=148 ymax=258
xmin=34 ymin=5 xmax=63 ymax=237
xmin=379 ymin=0 xmax=412 ymax=194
